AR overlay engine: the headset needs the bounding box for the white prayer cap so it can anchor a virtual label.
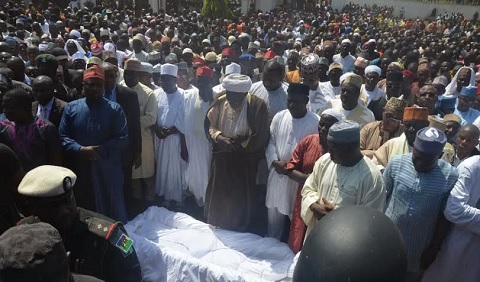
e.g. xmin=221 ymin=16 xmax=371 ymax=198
xmin=341 ymin=39 xmax=352 ymax=45
xmin=18 ymin=165 xmax=77 ymax=197
xmin=71 ymin=51 xmax=85 ymax=62
xmin=339 ymin=72 xmax=354 ymax=85
xmin=202 ymin=38 xmax=211 ymax=44
xmin=365 ymin=65 xmax=381 ymax=76
xmin=254 ymin=40 xmax=261 ymax=46
xmin=69 ymin=29 xmax=81 ymax=39
xmin=141 ymin=62 xmax=153 ymax=74
xmin=182 ymin=48 xmax=193 ymax=55
xmin=225 ymin=63 xmax=241 ymax=76
xmin=228 ymin=36 xmax=236 ymax=46
xmin=103 ymin=42 xmax=116 ymax=52
xmin=160 ymin=63 xmax=178 ymax=77
xmin=39 ymin=43 xmax=48 ymax=52
xmin=321 ymin=108 xmax=345 ymax=122
xmin=367 ymin=39 xmax=376 ymax=44
xmin=222 ymin=74 xmax=252 ymax=93
xmin=153 ymin=64 xmax=162 ymax=74
xmin=248 ymin=42 xmax=259 ymax=49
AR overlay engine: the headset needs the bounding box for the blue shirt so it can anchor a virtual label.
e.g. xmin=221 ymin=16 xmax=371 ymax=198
xmin=59 ymin=97 xmax=128 ymax=159
xmin=103 ymin=86 xmax=117 ymax=103
xmin=454 ymin=107 xmax=480 ymax=126
xmin=383 ymin=153 xmax=458 ymax=272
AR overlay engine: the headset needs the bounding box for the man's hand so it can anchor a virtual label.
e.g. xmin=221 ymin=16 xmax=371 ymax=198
xmin=231 ymin=135 xmax=248 ymax=150
xmin=133 ymin=153 xmax=142 ymax=169
xmin=420 ymin=246 xmax=440 ymax=270
xmin=272 ymin=160 xmax=288 ymax=175
xmin=79 ymin=146 xmax=99 ymax=161
xmin=152 ymin=126 xmax=168 ymax=139
xmin=309 ymin=197 xmax=335 ymax=220
xmin=217 ymin=134 xmax=234 ymax=150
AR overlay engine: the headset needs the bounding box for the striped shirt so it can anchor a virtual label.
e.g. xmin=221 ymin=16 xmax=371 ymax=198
xmin=383 ymin=153 xmax=458 ymax=272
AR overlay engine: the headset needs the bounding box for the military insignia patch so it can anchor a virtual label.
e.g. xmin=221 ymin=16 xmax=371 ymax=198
xmin=114 ymin=233 xmax=134 ymax=256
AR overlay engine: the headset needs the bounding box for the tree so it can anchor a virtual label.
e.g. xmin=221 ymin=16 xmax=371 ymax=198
xmin=201 ymin=0 xmax=234 ymax=20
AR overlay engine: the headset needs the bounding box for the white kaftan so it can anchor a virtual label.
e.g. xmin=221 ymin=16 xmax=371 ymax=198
xmin=180 ymin=86 xmax=212 ymax=206
xmin=265 ymin=110 xmax=320 ymax=216
xmin=422 ymin=155 xmax=480 ymax=282
xmin=154 ymin=88 xmax=186 ymax=202
xmin=301 ymin=154 xmax=386 ymax=237
xmin=307 ymin=83 xmax=336 ymax=114
xmin=250 ymin=81 xmax=288 ymax=118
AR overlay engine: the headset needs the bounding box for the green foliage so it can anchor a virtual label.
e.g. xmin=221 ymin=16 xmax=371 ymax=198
xmin=201 ymin=0 xmax=234 ymax=19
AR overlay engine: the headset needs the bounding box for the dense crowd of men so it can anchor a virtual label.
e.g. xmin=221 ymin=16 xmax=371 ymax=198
xmin=0 ymin=0 xmax=479 ymax=281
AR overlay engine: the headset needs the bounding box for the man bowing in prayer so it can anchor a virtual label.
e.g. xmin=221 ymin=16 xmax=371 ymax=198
xmin=205 ymin=74 xmax=270 ymax=232
xmin=265 ymin=83 xmax=320 ymax=240
xmin=301 ymin=120 xmax=386 ymax=238
xmin=59 ymin=65 xmax=129 ymax=223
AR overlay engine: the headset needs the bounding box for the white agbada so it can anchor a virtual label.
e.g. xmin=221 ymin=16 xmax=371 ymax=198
xmin=265 ymin=109 xmax=320 ymax=216
xmin=318 ymin=81 xmax=341 ymax=99
xmin=180 ymin=86 xmax=212 ymax=206
xmin=422 ymin=155 xmax=480 ymax=282
xmin=154 ymin=87 xmax=186 ymax=202
xmin=307 ymin=83 xmax=336 ymax=113
xmin=301 ymin=154 xmax=386 ymax=237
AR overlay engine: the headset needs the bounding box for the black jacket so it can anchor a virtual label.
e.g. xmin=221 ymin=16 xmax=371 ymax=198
xmin=115 ymin=85 xmax=141 ymax=166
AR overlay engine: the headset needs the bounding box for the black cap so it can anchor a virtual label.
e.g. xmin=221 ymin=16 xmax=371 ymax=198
xmin=0 ymin=223 xmax=67 ymax=274
xmin=294 ymin=206 xmax=407 ymax=282
xmin=35 ymin=54 xmax=58 ymax=67
xmin=387 ymin=70 xmax=404 ymax=83
xmin=51 ymin=47 xmax=68 ymax=61
xmin=287 ymin=83 xmax=310 ymax=96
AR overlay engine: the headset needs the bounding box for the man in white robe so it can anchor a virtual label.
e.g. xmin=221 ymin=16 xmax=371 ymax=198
xmin=301 ymin=54 xmax=336 ymax=113
xmin=359 ymin=65 xmax=385 ymax=106
xmin=319 ymin=74 xmax=375 ymax=128
xmin=152 ymin=63 xmax=186 ymax=206
xmin=422 ymin=155 xmax=480 ymax=282
xmin=181 ymin=66 xmax=215 ymax=206
xmin=318 ymin=62 xmax=343 ymax=99
xmin=121 ymin=59 xmax=158 ymax=203
xmin=301 ymin=120 xmax=386 ymax=237
xmin=250 ymin=60 xmax=288 ymax=121
xmin=265 ymin=83 xmax=320 ymax=239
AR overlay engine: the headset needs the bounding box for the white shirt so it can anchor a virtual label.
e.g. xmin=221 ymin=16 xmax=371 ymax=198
xmin=36 ymin=97 xmax=54 ymax=119
xmin=333 ymin=53 xmax=356 ymax=73
xmin=307 ymin=83 xmax=336 ymax=114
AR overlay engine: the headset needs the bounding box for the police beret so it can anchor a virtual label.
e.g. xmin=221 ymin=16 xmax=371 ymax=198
xmin=0 ymin=223 xmax=66 ymax=273
xmin=35 ymin=54 xmax=58 ymax=66
xmin=18 ymin=165 xmax=76 ymax=197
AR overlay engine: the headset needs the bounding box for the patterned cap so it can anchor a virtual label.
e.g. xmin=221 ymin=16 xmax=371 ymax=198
xmin=300 ymin=53 xmax=321 ymax=75
xmin=385 ymin=97 xmax=407 ymax=113
xmin=414 ymin=127 xmax=447 ymax=155
xmin=124 ymin=58 xmax=141 ymax=72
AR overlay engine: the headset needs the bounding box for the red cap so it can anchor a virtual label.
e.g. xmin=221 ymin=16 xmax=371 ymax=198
xmin=83 ymin=65 xmax=105 ymax=80
xmin=264 ymin=50 xmax=277 ymax=60
xmin=402 ymin=70 xmax=415 ymax=79
xmin=193 ymin=56 xmax=205 ymax=66
xmin=221 ymin=48 xmax=236 ymax=57
xmin=196 ymin=66 xmax=213 ymax=78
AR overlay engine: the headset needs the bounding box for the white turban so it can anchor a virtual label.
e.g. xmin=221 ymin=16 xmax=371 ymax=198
xmin=365 ymin=65 xmax=382 ymax=76
xmin=321 ymin=108 xmax=345 ymax=122
xmin=225 ymin=63 xmax=241 ymax=76
xmin=222 ymin=74 xmax=252 ymax=93
xmin=160 ymin=63 xmax=178 ymax=77
xmin=444 ymin=66 xmax=476 ymax=96
xmin=64 ymin=39 xmax=86 ymax=56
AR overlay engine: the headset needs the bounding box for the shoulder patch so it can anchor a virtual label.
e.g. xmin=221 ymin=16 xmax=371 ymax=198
xmin=85 ymin=217 xmax=134 ymax=256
